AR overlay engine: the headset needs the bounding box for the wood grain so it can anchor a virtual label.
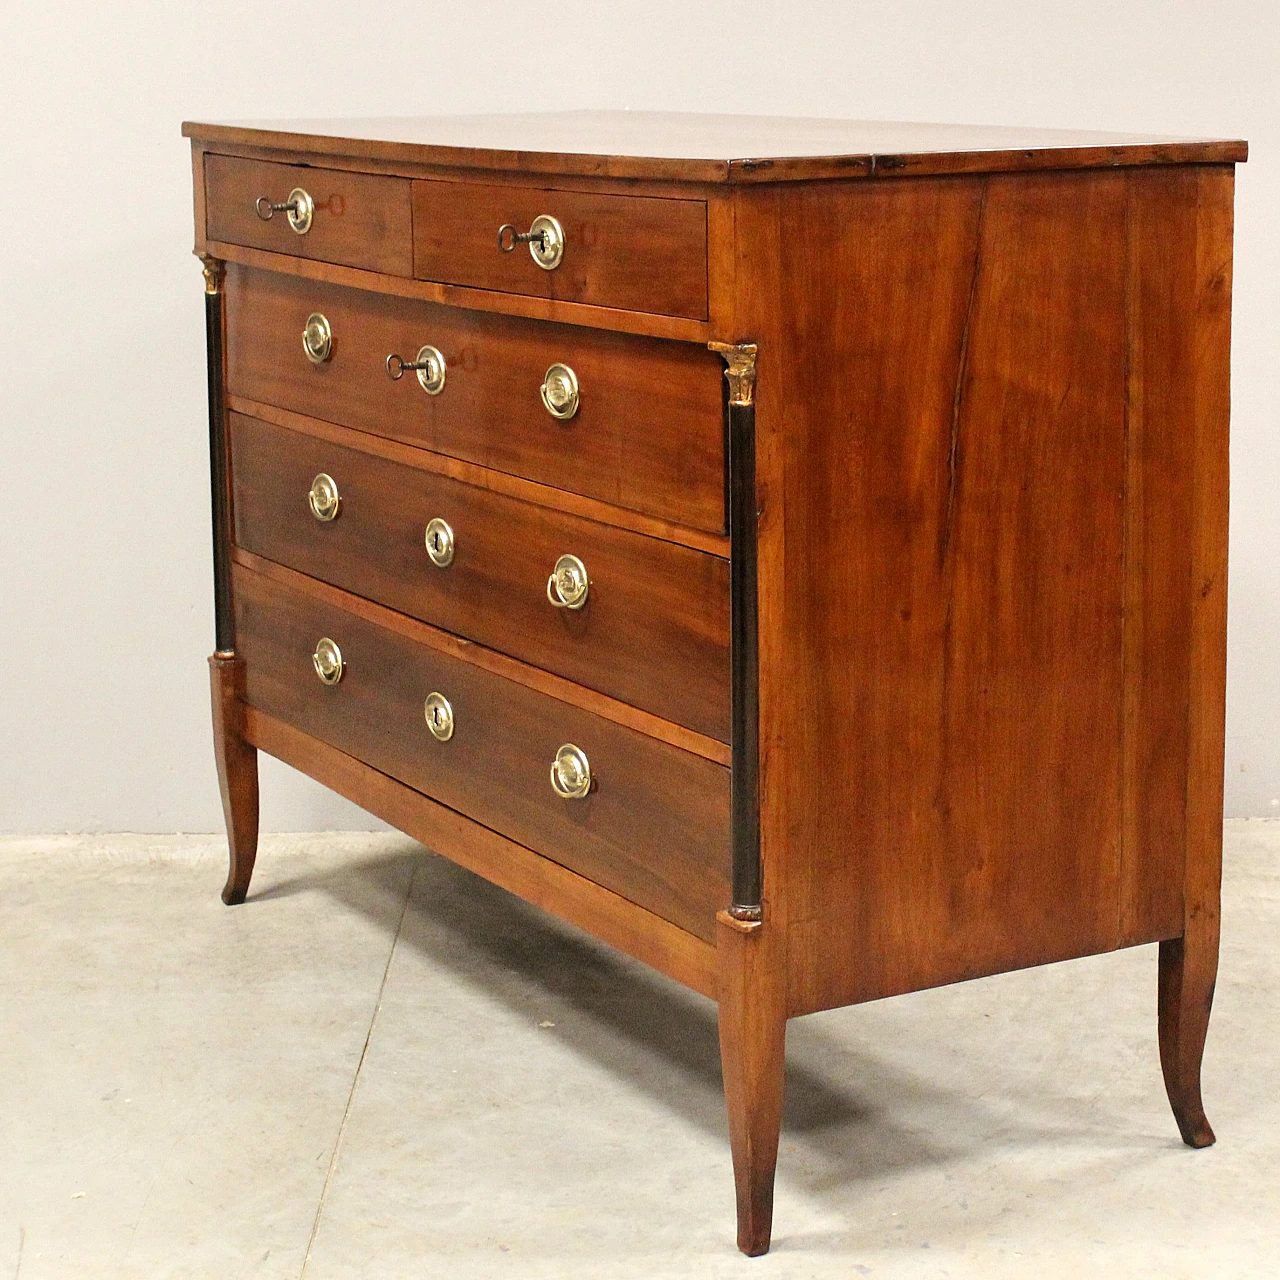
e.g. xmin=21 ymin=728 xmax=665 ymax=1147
xmin=245 ymin=707 xmax=718 ymax=998
xmin=736 ymin=172 xmax=1137 ymax=1014
xmin=228 ymin=397 xmax=729 ymax=558
xmin=209 ymin=651 xmax=259 ymax=905
xmin=717 ymin=912 xmax=786 ymax=1256
xmin=233 ymin=561 xmax=731 ymax=940
xmin=224 ymin=265 xmax=726 ymax=533
xmin=231 ymin=550 xmax=731 ymax=766
xmin=1158 ymin=164 xmax=1235 ymax=1150
xmin=204 ymin=154 xmax=412 ymax=276
xmin=414 ymin=178 xmax=707 ymax=320
xmin=230 ymin=411 xmax=730 ymax=740
xmin=190 ymin=143 xmax=209 ymax=256
xmin=183 ymin=112 xmax=1247 ymax=185
xmin=204 ymin=239 xmax=711 ymax=343
xmin=1118 ymin=168 xmax=1207 ymax=945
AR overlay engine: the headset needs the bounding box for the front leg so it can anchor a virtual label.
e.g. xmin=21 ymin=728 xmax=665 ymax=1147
xmin=209 ymin=651 xmax=259 ymax=905
xmin=717 ymin=910 xmax=787 ymax=1257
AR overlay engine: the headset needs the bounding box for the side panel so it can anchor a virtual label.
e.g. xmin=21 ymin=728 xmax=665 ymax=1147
xmin=735 ymin=167 xmax=1232 ymax=1014
xmin=1120 ymin=167 xmax=1235 ymax=946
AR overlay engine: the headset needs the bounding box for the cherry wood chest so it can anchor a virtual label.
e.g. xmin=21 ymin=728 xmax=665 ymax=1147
xmin=185 ymin=112 xmax=1246 ymax=1255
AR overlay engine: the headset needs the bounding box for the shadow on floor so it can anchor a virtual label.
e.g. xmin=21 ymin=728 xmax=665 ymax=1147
xmin=248 ymin=837 xmax=1165 ymax=1213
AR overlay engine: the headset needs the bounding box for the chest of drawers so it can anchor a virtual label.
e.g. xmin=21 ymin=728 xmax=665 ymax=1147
xmin=185 ymin=112 xmax=1246 ymax=1255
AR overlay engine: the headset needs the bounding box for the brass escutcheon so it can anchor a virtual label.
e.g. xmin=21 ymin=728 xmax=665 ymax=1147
xmin=497 ymin=213 xmax=565 ymax=270
xmin=540 ymin=363 xmax=580 ymax=420
xmin=424 ymin=517 xmax=455 ymax=567
xmin=312 ymin=637 xmax=344 ymax=686
xmin=255 ymin=187 xmax=314 ymax=234
xmin=550 ymin=743 xmax=592 ymax=799
xmin=546 ymin=553 xmax=589 ymax=610
xmin=424 ymin=692 xmax=454 ymax=742
xmin=308 ymin=473 xmax=340 ymax=522
xmin=302 ymin=312 xmax=333 ymax=364
xmin=386 ymin=344 xmax=446 ymax=395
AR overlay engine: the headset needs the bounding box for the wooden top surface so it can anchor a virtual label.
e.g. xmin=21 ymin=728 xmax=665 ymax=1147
xmin=183 ymin=111 xmax=1247 ymax=184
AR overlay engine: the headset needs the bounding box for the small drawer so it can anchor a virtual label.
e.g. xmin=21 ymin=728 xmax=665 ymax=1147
xmin=204 ymin=155 xmax=413 ymax=276
xmin=230 ymin=414 xmax=730 ymax=742
xmin=413 ymin=179 xmax=708 ymax=320
xmin=224 ymin=266 xmax=726 ymax=534
xmin=234 ymin=564 xmax=730 ymax=940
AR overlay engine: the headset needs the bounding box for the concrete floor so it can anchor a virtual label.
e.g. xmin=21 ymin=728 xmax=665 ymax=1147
xmin=0 ymin=825 xmax=1276 ymax=1278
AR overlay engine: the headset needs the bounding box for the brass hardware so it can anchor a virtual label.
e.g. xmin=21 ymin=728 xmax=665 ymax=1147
xmin=255 ymin=187 xmax=314 ymax=234
xmin=708 ymin=341 xmax=758 ymax=407
xmin=386 ymin=345 xmax=446 ymax=395
xmin=302 ymin=313 xmax=333 ymax=364
xmin=727 ymin=904 xmax=763 ymax=924
xmin=424 ymin=692 xmax=455 ymax=742
xmin=540 ymin=363 xmax=580 ymax=420
xmin=308 ymin=473 xmax=341 ymax=522
xmin=546 ymin=553 xmax=589 ymax=610
xmin=424 ymin=517 xmax=455 ymax=567
xmin=312 ymin=637 xmax=344 ymax=685
xmin=199 ymin=255 xmax=224 ymax=296
xmin=550 ymin=743 xmax=592 ymax=799
xmin=497 ymin=214 xmax=565 ymax=270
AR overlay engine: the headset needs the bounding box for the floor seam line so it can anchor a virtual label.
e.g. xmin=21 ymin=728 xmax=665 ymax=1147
xmin=299 ymin=861 xmax=419 ymax=1279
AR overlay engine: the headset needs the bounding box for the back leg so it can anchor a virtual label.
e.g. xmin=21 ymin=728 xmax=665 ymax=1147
xmin=1158 ymin=932 xmax=1217 ymax=1148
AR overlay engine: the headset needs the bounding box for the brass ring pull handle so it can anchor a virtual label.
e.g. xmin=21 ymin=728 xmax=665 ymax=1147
xmin=546 ymin=553 xmax=589 ymax=610
xmin=386 ymin=345 xmax=447 ymax=395
xmin=540 ymin=363 xmax=580 ymax=420
xmin=550 ymin=743 xmax=592 ymax=799
xmin=424 ymin=517 xmax=454 ymax=567
xmin=312 ymin=637 xmax=344 ymax=686
xmin=424 ymin=692 xmax=455 ymax=742
xmin=255 ymin=187 xmax=314 ymax=234
xmin=302 ymin=313 xmax=333 ymax=364
xmin=496 ymin=214 xmax=565 ymax=270
xmin=308 ymin=473 xmax=341 ymax=522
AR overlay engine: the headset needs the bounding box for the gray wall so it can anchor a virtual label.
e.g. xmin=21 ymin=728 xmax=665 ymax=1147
xmin=2 ymin=1 xmax=1275 ymax=831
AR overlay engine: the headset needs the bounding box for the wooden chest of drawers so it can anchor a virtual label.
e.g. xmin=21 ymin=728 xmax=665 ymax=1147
xmin=185 ymin=112 xmax=1246 ymax=1255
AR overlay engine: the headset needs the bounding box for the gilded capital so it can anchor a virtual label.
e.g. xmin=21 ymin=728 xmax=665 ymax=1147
xmin=708 ymin=341 xmax=758 ymax=407
xmin=199 ymin=254 xmax=225 ymax=296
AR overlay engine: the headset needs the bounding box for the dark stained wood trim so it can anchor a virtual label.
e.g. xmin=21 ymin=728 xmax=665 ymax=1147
xmin=231 ymin=550 xmax=733 ymax=767
xmin=205 ymin=239 xmax=711 ymax=343
xmin=710 ymin=341 xmax=762 ymax=918
xmin=227 ymin=396 xmax=731 ymax=559
xmin=244 ymin=706 xmax=719 ymax=998
xmin=201 ymin=255 xmax=234 ymax=650
xmin=729 ymin=396 xmax=761 ymax=915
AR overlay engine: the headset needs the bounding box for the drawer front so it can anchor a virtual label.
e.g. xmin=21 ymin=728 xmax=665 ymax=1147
xmin=205 ymin=155 xmax=413 ymax=276
xmin=225 ymin=266 xmax=726 ymax=533
xmin=413 ymin=179 xmax=708 ymax=320
xmin=231 ymin=414 xmax=730 ymax=742
xmin=234 ymin=564 xmax=730 ymax=940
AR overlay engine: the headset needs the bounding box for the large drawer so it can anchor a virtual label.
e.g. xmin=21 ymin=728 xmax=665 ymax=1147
xmin=234 ymin=563 xmax=730 ymax=940
xmin=230 ymin=413 xmax=730 ymax=742
xmin=205 ymin=155 xmax=413 ymax=276
xmin=224 ymin=266 xmax=726 ymax=534
xmin=413 ymin=178 xmax=708 ymax=320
